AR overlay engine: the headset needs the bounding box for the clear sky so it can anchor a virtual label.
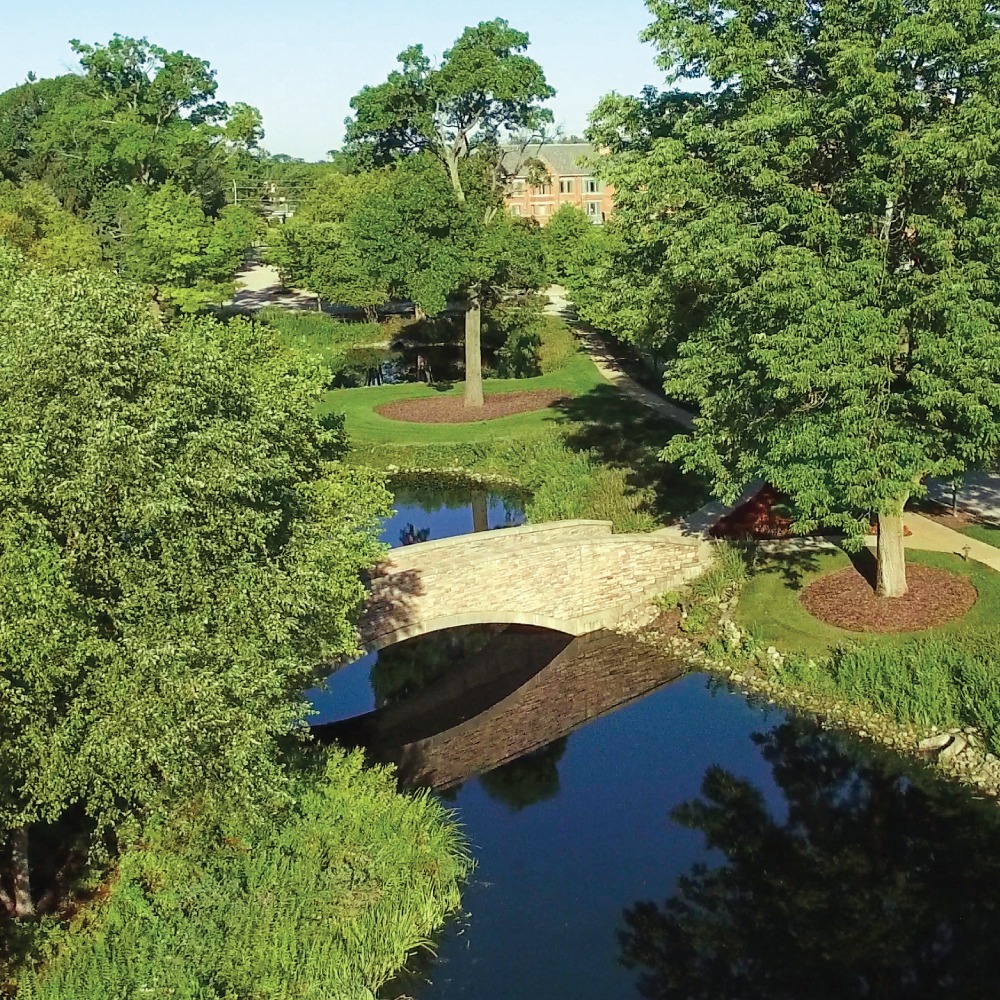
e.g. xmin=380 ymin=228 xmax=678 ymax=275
xmin=0 ymin=0 xmax=666 ymax=161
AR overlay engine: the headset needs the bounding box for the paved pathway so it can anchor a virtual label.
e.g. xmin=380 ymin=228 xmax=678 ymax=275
xmin=880 ymin=512 xmax=1000 ymax=573
xmin=544 ymin=286 xmax=696 ymax=430
xmin=927 ymin=471 xmax=1000 ymax=525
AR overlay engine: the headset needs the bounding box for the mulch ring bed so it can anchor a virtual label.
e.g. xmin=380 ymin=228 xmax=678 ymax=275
xmin=800 ymin=564 xmax=978 ymax=633
xmin=376 ymin=389 xmax=569 ymax=424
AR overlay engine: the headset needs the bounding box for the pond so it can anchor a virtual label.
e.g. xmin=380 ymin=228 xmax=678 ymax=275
xmin=310 ymin=482 xmax=1000 ymax=998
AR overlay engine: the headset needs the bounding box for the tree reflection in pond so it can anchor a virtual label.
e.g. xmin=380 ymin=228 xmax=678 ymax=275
xmin=370 ymin=626 xmax=500 ymax=708
xmin=619 ymin=720 xmax=1000 ymax=999
xmin=479 ymin=738 xmax=569 ymax=813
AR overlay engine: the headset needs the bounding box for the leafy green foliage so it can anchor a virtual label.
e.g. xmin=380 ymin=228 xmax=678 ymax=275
xmin=543 ymin=204 xmax=597 ymax=283
xmin=762 ymin=628 xmax=1000 ymax=755
xmin=0 ymin=37 xmax=264 ymax=303
xmin=15 ymin=749 xmax=469 ymax=999
xmin=0 ymin=181 xmax=101 ymax=271
xmin=495 ymin=308 xmax=579 ymax=378
xmin=345 ymin=19 xmax=554 ymax=176
xmin=13 ymin=35 xmax=261 ymax=210
xmin=0 ymin=249 xmax=390 ymax=909
xmin=591 ymin=0 xmax=1000 ymax=573
xmin=120 ymin=184 xmax=263 ymax=309
xmin=343 ymin=19 xmax=555 ymax=403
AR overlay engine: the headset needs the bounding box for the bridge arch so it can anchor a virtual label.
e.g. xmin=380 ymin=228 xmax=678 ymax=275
xmin=365 ymin=611 xmax=582 ymax=654
xmin=358 ymin=519 xmax=712 ymax=653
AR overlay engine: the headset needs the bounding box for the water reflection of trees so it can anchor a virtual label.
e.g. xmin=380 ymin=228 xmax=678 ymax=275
xmin=369 ymin=627 xmax=500 ymax=708
xmin=620 ymin=721 xmax=1000 ymax=999
xmin=479 ymin=738 xmax=569 ymax=812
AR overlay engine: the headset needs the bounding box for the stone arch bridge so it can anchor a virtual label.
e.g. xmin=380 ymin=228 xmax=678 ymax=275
xmin=358 ymin=519 xmax=712 ymax=652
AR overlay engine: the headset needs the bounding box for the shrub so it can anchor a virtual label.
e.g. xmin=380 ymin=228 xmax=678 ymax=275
xmin=17 ymin=749 xmax=470 ymax=1000
xmin=493 ymin=305 xmax=578 ymax=378
xmin=260 ymin=307 xmax=385 ymax=369
xmin=656 ymin=591 xmax=681 ymax=611
xmin=680 ymin=605 xmax=712 ymax=634
xmin=537 ymin=316 xmax=579 ymax=374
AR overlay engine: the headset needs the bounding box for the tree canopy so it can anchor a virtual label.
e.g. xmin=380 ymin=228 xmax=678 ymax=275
xmin=0 ymin=36 xmax=264 ymax=304
xmin=589 ymin=0 xmax=1000 ymax=596
xmin=344 ymin=19 xmax=555 ymax=405
xmin=0 ymin=247 xmax=389 ymax=917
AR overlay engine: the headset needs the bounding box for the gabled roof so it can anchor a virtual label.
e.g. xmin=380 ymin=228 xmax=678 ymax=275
xmin=502 ymin=142 xmax=598 ymax=179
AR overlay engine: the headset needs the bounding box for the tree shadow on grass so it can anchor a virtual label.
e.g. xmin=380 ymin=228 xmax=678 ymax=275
xmin=550 ymin=384 xmax=712 ymax=523
xmin=755 ymin=540 xmax=829 ymax=589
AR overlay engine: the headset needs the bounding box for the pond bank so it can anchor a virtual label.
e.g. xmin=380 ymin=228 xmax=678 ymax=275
xmin=636 ymin=578 xmax=1000 ymax=804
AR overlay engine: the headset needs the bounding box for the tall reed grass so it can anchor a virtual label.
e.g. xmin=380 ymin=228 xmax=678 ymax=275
xmin=16 ymin=749 xmax=469 ymax=999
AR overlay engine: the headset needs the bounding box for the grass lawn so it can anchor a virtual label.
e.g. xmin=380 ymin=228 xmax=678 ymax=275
xmin=321 ymin=351 xmax=606 ymax=445
xmin=961 ymin=522 xmax=1000 ymax=549
xmin=735 ymin=547 xmax=1000 ymax=658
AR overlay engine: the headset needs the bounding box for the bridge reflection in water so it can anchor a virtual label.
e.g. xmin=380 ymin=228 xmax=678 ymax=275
xmin=313 ymin=625 xmax=686 ymax=790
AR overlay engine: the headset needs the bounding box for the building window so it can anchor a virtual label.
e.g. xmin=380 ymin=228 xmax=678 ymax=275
xmin=559 ymin=178 xmax=574 ymax=194
xmin=511 ymin=179 xmax=526 ymax=194
xmin=534 ymin=204 xmax=548 ymax=216
xmin=584 ymin=178 xmax=602 ymax=194
xmin=509 ymin=204 xmax=522 ymax=215
xmin=535 ymin=183 xmax=552 ymax=195
xmin=585 ymin=201 xmax=603 ymax=220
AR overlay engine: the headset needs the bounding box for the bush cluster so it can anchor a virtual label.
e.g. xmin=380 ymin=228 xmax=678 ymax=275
xmin=773 ymin=633 xmax=1000 ymax=755
xmin=495 ymin=312 xmax=579 ymax=379
xmin=15 ymin=750 xmax=470 ymax=1000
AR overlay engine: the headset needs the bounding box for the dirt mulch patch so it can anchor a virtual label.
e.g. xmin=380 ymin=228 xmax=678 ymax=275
xmin=800 ymin=564 xmax=978 ymax=633
xmin=376 ymin=389 xmax=569 ymax=424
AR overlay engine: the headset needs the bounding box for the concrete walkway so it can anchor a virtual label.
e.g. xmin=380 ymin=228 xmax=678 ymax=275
xmin=544 ymin=286 xmax=696 ymax=430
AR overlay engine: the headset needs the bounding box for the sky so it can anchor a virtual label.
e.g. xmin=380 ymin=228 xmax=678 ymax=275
xmin=0 ymin=0 xmax=666 ymax=161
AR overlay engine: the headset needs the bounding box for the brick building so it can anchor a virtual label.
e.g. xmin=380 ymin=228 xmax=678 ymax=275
xmin=503 ymin=142 xmax=614 ymax=225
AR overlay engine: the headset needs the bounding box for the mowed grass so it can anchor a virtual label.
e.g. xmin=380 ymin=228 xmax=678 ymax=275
xmin=961 ymin=522 xmax=1000 ymax=549
xmin=735 ymin=547 xmax=1000 ymax=658
xmin=321 ymin=351 xmax=606 ymax=445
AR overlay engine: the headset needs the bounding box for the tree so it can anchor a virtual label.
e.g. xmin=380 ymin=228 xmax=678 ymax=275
xmin=268 ymin=168 xmax=396 ymax=314
xmin=619 ymin=719 xmax=1000 ymax=998
xmin=270 ymin=153 xmax=548 ymax=332
xmin=345 ymin=18 xmax=555 ymax=406
xmin=0 ymin=179 xmax=102 ymax=271
xmin=121 ymin=182 xmax=262 ymax=310
xmin=592 ymin=0 xmax=1000 ymax=597
xmin=543 ymin=204 xmax=597 ymax=283
xmin=26 ymin=36 xmax=262 ymax=210
xmin=0 ymin=247 xmax=389 ymax=918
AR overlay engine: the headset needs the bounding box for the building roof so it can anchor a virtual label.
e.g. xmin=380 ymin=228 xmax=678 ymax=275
xmin=503 ymin=142 xmax=598 ymax=179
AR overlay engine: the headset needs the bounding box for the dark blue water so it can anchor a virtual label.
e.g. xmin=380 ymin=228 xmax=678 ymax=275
xmin=311 ymin=485 xmax=1000 ymax=998
xmin=390 ymin=674 xmax=787 ymax=999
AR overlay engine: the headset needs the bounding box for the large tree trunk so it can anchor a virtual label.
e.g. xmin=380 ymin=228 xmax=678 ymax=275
xmin=464 ymin=290 xmax=484 ymax=408
xmin=876 ymin=503 xmax=908 ymax=598
xmin=10 ymin=826 xmax=36 ymax=919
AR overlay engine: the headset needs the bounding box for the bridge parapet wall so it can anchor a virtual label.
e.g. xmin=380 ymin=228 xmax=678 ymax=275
xmin=359 ymin=520 xmax=711 ymax=650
